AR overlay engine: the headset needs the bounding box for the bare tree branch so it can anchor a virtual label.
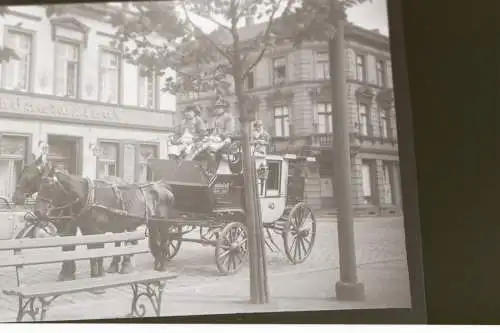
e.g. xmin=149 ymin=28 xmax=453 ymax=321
xmin=181 ymin=3 xmax=234 ymax=66
xmin=242 ymin=0 xmax=293 ymax=79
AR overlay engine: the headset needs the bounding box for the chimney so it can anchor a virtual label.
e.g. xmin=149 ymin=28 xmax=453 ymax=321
xmin=245 ymin=16 xmax=253 ymax=26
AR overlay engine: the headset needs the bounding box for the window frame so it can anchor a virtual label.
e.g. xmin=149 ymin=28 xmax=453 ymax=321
xmin=96 ymin=140 xmax=121 ymax=179
xmin=53 ymin=38 xmax=82 ymax=99
xmin=316 ymin=102 xmax=333 ymax=134
xmin=2 ymin=27 xmax=35 ymax=92
xmin=381 ymin=161 xmax=395 ymax=205
xmin=98 ymin=47 xmax=122 ymax=105
xmin=357 ymin=102 xmax=371 ymax=136
xmin=273 ymin=105 xmax=290 ymax=138
xmin=0 ymin=132 xmax=32 ymax=203
xmin=355 ymin=54 xmax=366 ymax=82
xmin=136 ymin=142 xmax=159 ymax=182
xmin=376 ymin=59 xmax=386 ymax=87
xmin=138 ymin=69 xmax=159 ymax=109
xmin=272 ymin=56 xmax=287 ymax=85
xmin=315 ymin=52 xmax=330 ymax=80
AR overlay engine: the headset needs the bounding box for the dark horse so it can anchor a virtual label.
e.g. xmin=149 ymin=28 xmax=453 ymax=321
xmin=17 ymin=157 xmax=175 ymax=279
xmin=12 ymin=155 xmax=137 ymax=280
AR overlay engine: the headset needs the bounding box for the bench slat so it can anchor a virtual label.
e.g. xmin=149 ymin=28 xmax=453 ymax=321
xmin=0 ymin=245 xmax=150 ymax=268
xmin=0 ymin=231 xmax=146 ymax=251
xmin=3 ymin=271 xmax=178 ymax=298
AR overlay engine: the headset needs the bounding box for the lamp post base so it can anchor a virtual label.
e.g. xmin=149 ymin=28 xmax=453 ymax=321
xmin=335 ymin=280 xmax=366 ymax=301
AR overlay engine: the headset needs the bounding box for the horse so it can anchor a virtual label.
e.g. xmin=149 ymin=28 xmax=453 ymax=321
xmin=14 ymin=156 xmax=174 ymax=280
xmin=33 ymin=165 xmax=175 ymax=278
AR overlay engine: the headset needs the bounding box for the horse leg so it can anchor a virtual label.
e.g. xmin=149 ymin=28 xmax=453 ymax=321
xmin=147 ymin=221 xmax=163 ymax=271
xmin=88 ymin=238 xmax=106 ymax=294
xmin=120 ymin=238 xmax=137 ymax=274
xmin=156 ymin=222 xmax=171 ymax=272
xmin=58 ymin=223 xmax=78 ymax=282
xmin=107 ymin=240 xmax=122 ymax=274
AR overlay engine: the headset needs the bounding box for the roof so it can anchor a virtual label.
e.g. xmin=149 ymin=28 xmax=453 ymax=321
xmin=206 ymin=16 xmax=389 ymax=48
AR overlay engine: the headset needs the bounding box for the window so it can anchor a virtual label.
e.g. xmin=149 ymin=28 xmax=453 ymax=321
xmin=265 ymin=160 xmax=281 ymax=196
xmin=138 ymin=144 xmax=158 ymax=182
xmin=316 ymin=102 xmax=332 ymax=133
xmin=138 ymin=71 xmax=157 ymax=108
xmin=272 ymin=57 xmax=286 ymax=85
xmin=316 ymin=52 xmax=329 ymax=80
xmin=273 ymin=105 xmax=290 ymax=137
xmin=361 ymin=161 xmax=373 ymax=205
xmin=355 ymin=54 xmax=365 ymax=82
xmin=379 ymin=107 xmax=390 ymax=138
xmin=99 ymin=50 xmax=120 ymax=104
xmin=3 ymin=30 xmax=32 ymax=91
xmin=381 ymin=162 xmax=394 ymax=204
xmin=97 ymin=142 xmax=119 ymax=179
xmin=246 ymin=71 xmax=255 ymax=89
xmin=0 ymin=135 xmax=27 ymax=201
xmin=357 ymin=102 xmax=369 ymax=136
xmin=376 ymin=60 xmax=386 ymax=87
xmin=55 ymin=41 xmax=80 ymax=98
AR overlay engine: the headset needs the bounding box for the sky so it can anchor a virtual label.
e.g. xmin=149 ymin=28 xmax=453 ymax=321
xmin=186 ymin=0 xmax=389 ymax=36
xmin=346 ymin=0 xmax=389 ymax=36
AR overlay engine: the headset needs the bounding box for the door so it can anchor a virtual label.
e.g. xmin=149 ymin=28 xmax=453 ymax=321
xmin=47 ymin=135 xmax=82 ymax=175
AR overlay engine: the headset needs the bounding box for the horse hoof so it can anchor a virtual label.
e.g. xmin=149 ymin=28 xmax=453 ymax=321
xmin=107 ymin=265 xmax=119 ymax=274
xmin=57 ymin=273 xmax=76 ymax=282
xmin=120 ymin=264 xmax=134 ymax=275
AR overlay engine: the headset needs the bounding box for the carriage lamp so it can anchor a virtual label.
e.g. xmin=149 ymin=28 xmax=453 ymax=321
xmin=257 ymin=163 xmax=269 ymax=196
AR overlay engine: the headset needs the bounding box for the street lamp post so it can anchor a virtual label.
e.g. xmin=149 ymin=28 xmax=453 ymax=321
xmin=329 ymin=11 xmax=366 ymax=301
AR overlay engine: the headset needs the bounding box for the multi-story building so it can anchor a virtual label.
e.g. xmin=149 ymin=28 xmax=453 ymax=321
xmin=176 ymin=20 xmax=401 ymax=216
xmin=0 ymin=4 xmax=176 ymax=200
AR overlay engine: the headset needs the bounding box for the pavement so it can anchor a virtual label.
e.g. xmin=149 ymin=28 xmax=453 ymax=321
xmin=0 ymin=215 xmax=411 ymax=322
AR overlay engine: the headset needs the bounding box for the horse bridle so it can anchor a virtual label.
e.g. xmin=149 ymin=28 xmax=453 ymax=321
xmin=36 ymin=174 xmax=91 ymax=221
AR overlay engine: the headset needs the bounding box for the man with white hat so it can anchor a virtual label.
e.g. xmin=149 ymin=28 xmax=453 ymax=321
xmin=167 ymin=105 xmax=206 ymax=160
xmin=185 ymin=95 xmax=235 ymax=176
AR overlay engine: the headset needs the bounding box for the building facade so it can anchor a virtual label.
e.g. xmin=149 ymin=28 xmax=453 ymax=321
xmin=0 ymin=4 xmax=176 ymax=201
xmin=176 ymin=22 xmax=401 ymax=216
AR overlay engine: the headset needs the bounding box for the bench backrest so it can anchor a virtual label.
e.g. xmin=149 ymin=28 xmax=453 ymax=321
xmin=0 ymin=231 xmax=147 ymax=287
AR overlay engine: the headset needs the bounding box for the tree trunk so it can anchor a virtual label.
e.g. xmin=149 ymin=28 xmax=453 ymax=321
xmin=234 ymin=70 xmax=269 ymax=304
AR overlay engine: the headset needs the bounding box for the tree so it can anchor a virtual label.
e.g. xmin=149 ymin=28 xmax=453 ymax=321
xmin=106 ymin=0 xmax=303 ymax=304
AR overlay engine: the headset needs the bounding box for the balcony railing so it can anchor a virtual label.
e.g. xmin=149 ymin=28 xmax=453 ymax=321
xmin=308 ymin=132 xmax=398 ymax=149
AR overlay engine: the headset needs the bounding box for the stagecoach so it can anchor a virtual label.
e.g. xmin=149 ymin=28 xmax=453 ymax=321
xmin=147 ymin=140 xmax=318 ymax=275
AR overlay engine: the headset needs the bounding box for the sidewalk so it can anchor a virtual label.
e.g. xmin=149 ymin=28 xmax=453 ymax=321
xmin=26 ymin=259 xmax=411 ymax=322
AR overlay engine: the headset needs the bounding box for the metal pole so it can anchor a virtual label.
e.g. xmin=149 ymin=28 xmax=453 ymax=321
xmin=329 ymin=18 xmax=365 ymax=301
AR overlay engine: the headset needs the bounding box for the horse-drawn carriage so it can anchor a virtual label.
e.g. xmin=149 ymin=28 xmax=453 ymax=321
xmin=11 ymin=139 xmax=317 ymax=277
xmin=146 ymin=140 xmax=318 ymax=274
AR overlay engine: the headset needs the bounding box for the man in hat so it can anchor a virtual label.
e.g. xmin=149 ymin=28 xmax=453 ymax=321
xmin=167 ymin=105 xmax=206 ymax=159
xmin=251 ymin=119 xmax=270 ymax=156
xmin=185 ymin=96 xmax=235 ymax=175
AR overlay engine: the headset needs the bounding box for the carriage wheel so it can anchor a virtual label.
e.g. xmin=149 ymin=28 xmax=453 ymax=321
xmin=282 ymin=202 xmax=317 ymax=264
xmin=165 ymin=225 xmax=183 ymax=260
xmin=215 ymin=222 xmax=248 ymax=275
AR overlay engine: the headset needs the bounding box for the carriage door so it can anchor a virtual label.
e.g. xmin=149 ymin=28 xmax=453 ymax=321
xmin=47 ymin=135 xmax=82 ymax=175
xmin=0 ymin=135 xmax=28 ymax=200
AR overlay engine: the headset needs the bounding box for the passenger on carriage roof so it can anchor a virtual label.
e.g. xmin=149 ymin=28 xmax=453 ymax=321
xmin=252 ymin=120 xmax=270 ymax=156
xmin=167 ymin=105 xmax=206 ymax=159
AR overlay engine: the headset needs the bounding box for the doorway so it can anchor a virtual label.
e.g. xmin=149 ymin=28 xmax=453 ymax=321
xmin=47 ymin=135 xmax=83 ymax=175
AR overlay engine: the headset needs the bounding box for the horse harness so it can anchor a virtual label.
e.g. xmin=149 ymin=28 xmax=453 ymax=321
xmin=37 ymin=173 xmax=157 ymax=231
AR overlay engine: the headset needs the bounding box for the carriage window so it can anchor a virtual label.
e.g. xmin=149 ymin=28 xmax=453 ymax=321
xmin=266 ymin=160 xmax=281 ymax=197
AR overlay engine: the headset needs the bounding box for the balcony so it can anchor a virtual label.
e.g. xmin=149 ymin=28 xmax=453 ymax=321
xmin=308 ymin=132 xmax=398 ymax=151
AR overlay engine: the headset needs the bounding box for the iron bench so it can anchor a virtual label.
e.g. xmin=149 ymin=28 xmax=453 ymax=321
xmin=0 ymin=231 xmax=178 ymax=322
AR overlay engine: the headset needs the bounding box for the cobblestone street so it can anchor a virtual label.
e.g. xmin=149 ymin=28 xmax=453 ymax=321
xmin=0 ymin=215 xmax=410 ymax=322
